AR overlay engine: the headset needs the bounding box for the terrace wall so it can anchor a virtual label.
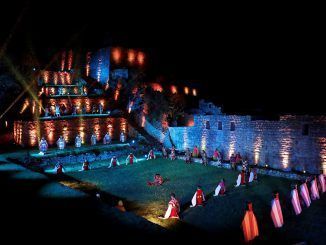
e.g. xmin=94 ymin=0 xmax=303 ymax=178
xmin=14 ymin=117 xmax=138 ymax=147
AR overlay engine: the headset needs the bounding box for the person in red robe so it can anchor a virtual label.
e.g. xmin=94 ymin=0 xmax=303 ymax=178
xmin=109 ymin=156 xmax=120 ymax=168
xmin=82 ymin=160 xmax=90 ymax=171
xmin=159 ymin=193 xmax=180 ymax=219
xmin=242 ymin=202 xmax=259 ymax=243
xmin=319 ymin=173 xmax=326 ymax=193
xmin=190 ymin=186 xmax=205 ymax=207
xmin=291 ymin=184 xmax=302 ymax=215
xmin=213 ymin=148 xmax=221 ymax=161
xmin=235 ymin=170 xmax=246 ymax=187
xmin=115 ymin=200 xmax=126 ymax=212
xmin=310 ymin=176 xmax=320 ymax=200
xmin=55 ymin=163 xmax=65 ymax=174
xmin=300 ymin=180 xmax=311 ymax=208
xmin=147 ymin=174 xmax=164 ymax=186
xmin=235 ymin=152 xmax=243 ymax=164
xmin=214 ymin=178 xmax=226 ymax=196
xmin=193 ymin=146 xmax=199 ymax=158
xmin=147 ymin=149 xmax=156 ymax=160
xmin=126 ymin=153 xmax=137 ymax=165
xmin=271 ymin=192 xmax=284 ymax=228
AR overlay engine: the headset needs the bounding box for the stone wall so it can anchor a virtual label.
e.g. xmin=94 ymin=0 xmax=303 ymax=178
xmin=14 ymin=117 xmax=138 ymax=147
xmin=144 ymin=114 xmax=326 ymax=174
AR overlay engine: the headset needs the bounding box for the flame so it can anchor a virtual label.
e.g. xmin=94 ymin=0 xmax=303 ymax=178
xmin=137 ymin=52 xmax=145 ymax=65
xmin=112 ymin=48 xmax=122 ymax=63
xmin=171 ymin=85 xmax=177 ymax=94
xmin=128 ymin=50 xmax=136 ymax=63
xmin=184 ymin=87 xmax=189 ymax=95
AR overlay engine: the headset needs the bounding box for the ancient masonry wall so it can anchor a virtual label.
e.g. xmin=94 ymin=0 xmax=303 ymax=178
xmin=144 ymin=115 xmax=326 ymax=174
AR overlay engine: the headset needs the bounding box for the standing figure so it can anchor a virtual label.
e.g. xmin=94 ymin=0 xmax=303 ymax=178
xmin=55 ymin=104 xmax=61 ymax=117
xmin=291 ymin=185 xmax=302 ymax=215
xmin=109 ymin=156 xmax=120 ymax=168
xmin=193 ymin=145 xmax=199 ymax=158
xmin=57 ymin=136 xmax=65 ymax=150
xmin=147 ymin=149 xmax=156 ymax=160
xmin=75 ymin=134 xmax=82 ymax=148
xmin=319 ymin=173 xmax=326 ymax=193
xmin=310 ymin=176 xmax=320 ymax=200
xmin=253 ymin=166 xmax=258 ymax=181
xmin=162 ymin=146 xmax=168 ymax=159
xmin=235 ymin=170 xmax=246 ymax=187
xmin=300 ymin=180 xmax=311 ymax=208
xmin=160 ymin=193 xmax=180 ymax=219
xmin=126 ymin=153 xmax=137 ymax=165
xmin=72 ymin=105 xmax=77 ymax=115
xmin=147 ymin=174 xmax=164 ymax=186
xmin=98 ymin=103 xmax=103 ymax=114
xmin=39 ymin=137 xmax=48 ymax=155
xmin=82 ymin=160 xmax=90 ymax=171
xmin=91 ymin=133 xmax=97 ymax=146
xmin=92 ymin=104 xmax=97 ymax=114
xmin=170 ymin=146 xmax=176 ymax=160
xmin=242 ymin=202 xmax=259 ymax=243
xmin=230 ymin=154 xmax=236 ymax=170
xmin=270 ymin=192 xmax=284 ymax=228
xmin=235 ymin=152 xmax=243 ymax=164
xmin=248 ymin=168 xmax=254 ymax=183
xmin=185 ymin=148 xmax=192 ymax=164
xmin=201 ymin=150 xmax=208 ymax=166
xmin=190 ymin=186 xmax=205 ymax=207
xmin=214 ymin=178 xmax=226 ymax=196
xmin=120 ymin=131 xmax=126 ymax=143
xmin=103 ymin=132 xmax=111 ymax=145
xmin=54 ymin=163 xmax=65 ymax=174
xmin=44 ymin=107 xmax=49 ymax=117
xmin=213 ymin=148 xmax=220 ymax=161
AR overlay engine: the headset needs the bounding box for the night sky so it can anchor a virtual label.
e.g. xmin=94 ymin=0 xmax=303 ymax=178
xmin=1 ymin=1 xmax=324 ymax=115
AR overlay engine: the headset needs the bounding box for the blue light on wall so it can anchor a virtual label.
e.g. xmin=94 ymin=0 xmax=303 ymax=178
xmin=89 ymin=47 xmax=110 ymax=85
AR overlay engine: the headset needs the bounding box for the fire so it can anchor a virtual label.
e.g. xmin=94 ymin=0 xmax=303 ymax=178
xmin=151 ymin=83 xmax=163 ymax=92
xmin=184 ymin=87 xmax=189 ymax=95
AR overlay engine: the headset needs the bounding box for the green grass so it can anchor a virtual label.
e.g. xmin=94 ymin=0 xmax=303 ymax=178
xmin=66 ymin=159 xmax=326 ymax=244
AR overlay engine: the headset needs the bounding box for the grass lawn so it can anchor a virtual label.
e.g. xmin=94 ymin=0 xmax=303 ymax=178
xmin=66 ymin=159 xmax=325 ymax=244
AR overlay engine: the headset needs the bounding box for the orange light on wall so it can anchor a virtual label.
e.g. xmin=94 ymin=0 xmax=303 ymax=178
xmin=184 ymin=87 xmax=189 ymax=95
xmin=61 ymin=51 xmax=66 ymax=71
xmin=151 ymin=83 xmax=163 ymax=92
xmin=53 ymin=72 xmax=58 ymax=85
xmin=20 ymin=99 xmax=30 ymax=114
xmin=137 ymin=52 xmax=145 ymax=65
xmin=114 ymin=89 xmax=120 ymax=101
xmin=171 ymin=85 xmax=178 ymax=94
xmin=67 ymin=50 xmax=73 ymax=70
xmin=192 ymin=89 xmax=197 ymax=96
xmin=128 ymin=50 xmax=136 ymax=63
xmin=86 ymin=52 xmax=91 ymax=76
xmin=141 ymin=115 xmax=146 ymax=127
xmin=43 ymin=71 xmax=49 ymax=84
xmin=32 ymin=100 xmax=36 ymax=114
xmin=112 ymin=48 xmax=122 ymax=63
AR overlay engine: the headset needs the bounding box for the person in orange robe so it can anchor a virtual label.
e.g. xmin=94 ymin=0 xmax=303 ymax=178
xmin=242 ymin=202 xmax=259 ymax=243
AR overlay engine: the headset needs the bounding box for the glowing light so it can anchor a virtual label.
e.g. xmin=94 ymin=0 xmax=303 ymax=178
xmin=184 ymin=87 xmax=189 ymax=95
xmin=151 ymin=83 xmax=163 ymax=92
xmin=254 ymin=136 xmax=263 ymax=164
xmin=43 ymin=71 xmax=49 ymax=84
xmin=20 ymin=99 xmax=30 ymax=114
xmin=228 ymin=134 xmax=236 ymax=158
xmin=112 ymin=48 xmax=122 ymax=63
xmin=303 ymin=170 xmax=306 ymax=174
xmin=59 ymin=72 xmax=65 ymax=85
xmin=97 ymin=56 xmax=102 ymax=82
xmin=141 ymin=115 xmax=146 ymax=127
xmin=137 ymin=52 xmax=145 ymax=65
xmin=29 ymin=126 xmax=37 ymax=146
xmin=114 ymin=89 xmax=119 ymax=101
xmin=5 ymin=121 xmax=8 ymax=128
xmin=61 ymin=51 xmax=66 ymax=71
xmin=53 ymin=72 xmax=58 ymax=85
xmin=317 ymin=137 xmax=326 ymax=174
xmin=128 ymin=101 xmax=134 ymax=113
xmin=105 ymin=82 xmax=109 ymax=91
xmin=192 ymin=89 xmax=197 ymax=96
xmin=279 ymin=134 xmax=292 ymax=169
xmin=128 ymin=50 xmax=136 ymax=63
xmin=67 ymin=50 xmax=73 ymax=70
xmin=32 ymin=100 xmax=36 ymax=114
xmin=171 ymin=85 xmax=177 ymax=94
xmin=86 ymin=52 xmax=91 ymax=76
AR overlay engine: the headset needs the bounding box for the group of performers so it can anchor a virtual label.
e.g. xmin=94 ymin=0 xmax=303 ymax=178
xmin=38 ymin=131 xmax=127 ymax=153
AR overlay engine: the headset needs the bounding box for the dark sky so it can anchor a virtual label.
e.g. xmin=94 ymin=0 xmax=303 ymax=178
xmin=1 ymin=1 xmax=324 ymax=115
